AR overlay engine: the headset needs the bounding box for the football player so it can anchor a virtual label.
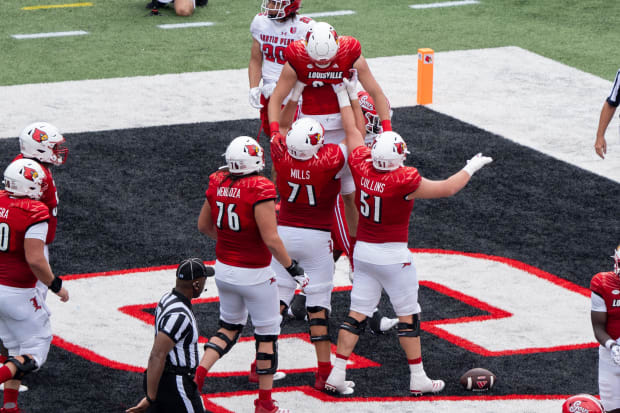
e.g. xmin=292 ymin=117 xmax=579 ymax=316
xmin=323 ymin=105 xmax=492 ymax=395
xmin=590 ymin=244 xmax=620 ymax=413
xmin=249 ymin=0 xmax=313 ymax=140
xmin=194 ymin=136 xmax=308 ymax=413
xmin=145 ymin=0 xmax=206 ymax=17
xmin=268 ymin=22 xmax=392 ymax=277
xmin=0 ymin=158 xmax=70 ymax=413
xmin=594 ymin=68 xmax=620 ymax=159
xmin=269 ymin=74 xmax=368 ymax=391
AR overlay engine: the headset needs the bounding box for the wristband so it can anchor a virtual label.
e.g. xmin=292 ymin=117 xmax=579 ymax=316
xmin=381 ymin=119 xmax=392 ymax=132
xmin=269 ymin=122 xmax=280 ymax=136
xmin=335 ymin=90 xmax=351 ymax=108
xmin=49 ymin=276 xmax=62 ymax=293
xmin=605 ymin=339 xmax=616 ymax=351
xmin=145 ymin=394 xmax=156 ymax=405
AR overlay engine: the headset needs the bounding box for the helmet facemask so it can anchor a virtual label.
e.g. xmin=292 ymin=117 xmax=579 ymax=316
xmin=261 ymin=0 xmax=298 ymax=19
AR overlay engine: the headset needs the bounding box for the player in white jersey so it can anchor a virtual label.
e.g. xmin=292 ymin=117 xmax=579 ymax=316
xmin=249 ymin=0 xmax=313 ymax=140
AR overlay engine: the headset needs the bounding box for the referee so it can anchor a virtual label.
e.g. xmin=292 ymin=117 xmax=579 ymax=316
xmin=127 ymin=258 xmax=214 ymax=413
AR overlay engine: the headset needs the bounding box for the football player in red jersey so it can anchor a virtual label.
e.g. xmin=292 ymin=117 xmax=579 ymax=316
xmin=323 ymin=107 xmax=492 ymax=395
xmin=0 ymin=158 xmax=69 ymax=413
xmin=269 ymin=77 xmax=368 ymax=391
xmin=194 ymin=136 xmax=307 ymax=413
xmin=249 ymin=0 xmax=313 ymax=141
xmin=268 ymin=21 xmax=392 ymax=269
xmin=590 ymin=244 xmax=620 ymax=413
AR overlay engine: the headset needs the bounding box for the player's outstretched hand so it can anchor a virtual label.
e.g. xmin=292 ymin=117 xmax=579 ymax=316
xmin=270 ymin=131 xmax=286 ymax=159
xmin=249 ymin=87 xmax=263 ymax=109
xmin=462 ymin=153 xmax=493 ymax=176
xmin=344 ymin=68 xmax=358 ymax=99
xmin=56 ymin=287 xmax=69 ymax=302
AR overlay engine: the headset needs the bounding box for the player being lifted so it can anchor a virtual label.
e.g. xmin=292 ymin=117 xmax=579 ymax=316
xmin=324 ymin=83 xmax=493 ymax=396
xmin=268 ymin=21 xmax=392 ymax=272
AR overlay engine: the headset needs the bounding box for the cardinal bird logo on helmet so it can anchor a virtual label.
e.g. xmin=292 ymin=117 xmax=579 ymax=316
xmin=32 ymin=128 xmax=49 ymax=143
xmin=308 ymin=132 xmax=322 ymax=145
xmin=23 ymin=166 xmax=39 ymax=182
xmin=245 ymin=145 xmax=260 ymax=156
xmin=394 ymin=142 xmax=407 ymax=155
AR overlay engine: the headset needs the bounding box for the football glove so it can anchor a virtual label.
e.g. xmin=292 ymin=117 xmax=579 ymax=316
xmin=611 ymin=343 xmax=620 ymax=366
xmin=332 ymin=83 xmax=351 ymax=108
xmin=249 ymin=87 xmax=263 ymax=109
xmin=462 ymin=153 xmax=493 ymax=176
xmin=261 ymin=82 xmax=277 ymax=99
xmin=286 ymin=259 xmax=309 ymax=289
xmin=270 ymin=131 xmax=286 ymax=159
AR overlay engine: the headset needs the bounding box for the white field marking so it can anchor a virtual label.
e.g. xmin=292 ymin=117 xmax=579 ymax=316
xmin=410 ymin=0 xmax=480 ymax=9
xmin=303 ymin=10 xmax=356 ymax=18
xmin=206 ymin=389 xmax=564 ymax=413
xmin=0 ymin=47 xmax=617 ymax=183
xmin=157 ymin=22 xmax=215 ymax=29
xmin=11 ymin=31 xmax=89 ymax=40
xmin=46 ymin=253 xmax=595 ymax=371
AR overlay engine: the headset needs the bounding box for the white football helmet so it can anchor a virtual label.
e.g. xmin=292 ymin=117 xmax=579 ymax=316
xmin=305 ymin=22 xmax=339 ymax=66
xmin=613 ymin=244 xmax=620 ymax=275
xmin=286 ymin=118 xmax=325 ymax=160
xmin=3 ymin=158 xmax=47 ymax=200
xmin=261 ymin=0 xmax=301 ymax=19
xmin=223 ymin=136 xmax=265 ymax=175
xmin=562 ymin=394 xmax=605 ymax=413
xmin=19 ymin=122 xmax=68 ymax=165
xmin=371 ymin=131 xmax=410 ymax=172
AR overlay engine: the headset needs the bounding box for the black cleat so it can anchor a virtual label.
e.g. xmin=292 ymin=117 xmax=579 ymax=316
xmin=196 ymin=0 xmax=208 ymax=7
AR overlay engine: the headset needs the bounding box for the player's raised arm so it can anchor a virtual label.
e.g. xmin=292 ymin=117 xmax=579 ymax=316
xmin=355 ymin=55 xmax=392 ymax=132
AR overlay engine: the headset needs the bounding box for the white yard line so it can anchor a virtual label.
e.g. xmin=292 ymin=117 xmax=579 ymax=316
xmin=0 ymin=47 xmax=617 ymax=182
xmin=410 ymin=0 xmax=480 ymax=9
xmin=11 ymin=30 xmax=89 ymax=39
xmin=157 ymin=22 xmax=215 ymax=29
xmin=303 ymin=10 xmax=356 ymax=17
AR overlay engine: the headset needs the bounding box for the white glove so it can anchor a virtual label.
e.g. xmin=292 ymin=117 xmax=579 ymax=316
xmin=289 ymin=81 xmax=305 ymax=102
xmin=611 ymin=342 xmax=620 ymax=366
xmin=332 ymin=83 xmax=350 ymax=108
xmin=343 ymin=68 xmax=358 ymax=100
xmin=462 ymin=153 xmax=493 ymax=176
xmin=249 ymin=87 xmax=263 ymax=109
xmin=261 ymin=82 xmax=277 ymax=99
xmin=286 ymin=259 xmax=309 ymax=290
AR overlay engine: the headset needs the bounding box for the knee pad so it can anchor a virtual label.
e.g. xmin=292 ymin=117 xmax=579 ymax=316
xmin=397 ymin=314 xmax=420 ymax=338
xmin=307 ymin=306 xmax=330 ymax=343
xmin=204 ymin=319 xmax=244 ymax=358
xmin=6 ymin=355 xmax=37 ymax=380
xmin=339 ymin=315 xmax=367 ymax=336
xmin=254 ymin=334 xmax=278 ymax=375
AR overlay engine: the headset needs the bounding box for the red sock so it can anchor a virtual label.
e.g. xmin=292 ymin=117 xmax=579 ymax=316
xmin=258 ymin=389 xmax=271 ymax=401
xmin=318 ymin=361 xmax=332 ymax=379
xmin=336 ymin=353 xmax=349 ymax=361
xmin=3 ymin=388 xmax=18 ymax=406
xmin=0 ymin=365 xmax=13 ymax=384
xmin=194 ymin=366 xmax=207 ymax=391
xmin=408 ymin=357 xmax=422 ymax=365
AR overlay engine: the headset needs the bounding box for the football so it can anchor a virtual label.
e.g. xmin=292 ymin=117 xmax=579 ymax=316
xmin=459 ymin=368 xmax=496 ymax=391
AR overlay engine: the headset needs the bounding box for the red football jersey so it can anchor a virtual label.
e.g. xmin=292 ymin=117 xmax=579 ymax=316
xmin=206 ymin=171 xmax=277 ymax=268
xmin=13 ymin=154 xmax=58 ymax=244
xmin=591 ymin=271 xmax=620 ymax=340
xmin=0 ymin=190 xmax=50 ymax=288
xmin=273 ymin=143 xmax=345 ymax=230
xmin=348 ymin=146 xmax=421 ymax=243
xmin=285 ymin=36 xmax=362 ymax=115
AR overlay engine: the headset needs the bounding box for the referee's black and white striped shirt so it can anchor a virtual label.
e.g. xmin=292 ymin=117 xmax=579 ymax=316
xmin=155 ymin=289 xmax=200 ymax=371
xmin=607 ymin=68 xmax=620 ymax=107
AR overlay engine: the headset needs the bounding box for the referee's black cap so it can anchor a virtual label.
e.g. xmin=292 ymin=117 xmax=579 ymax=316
xmin=176 ymin=258 xmax=214 ymax=280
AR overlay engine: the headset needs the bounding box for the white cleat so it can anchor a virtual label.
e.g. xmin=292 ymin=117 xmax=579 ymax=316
xmin=0 ymin=383 xmax=28 ymax=392
xmin=410 ymin=375 xmax=445 ymax=396
xmin=273 ymin=371 xmax=287 ymax=381
xmin=324 ymin=368 xmax=355 ymax=395
xmin=380 ymin=317 xmax=399 ymax=332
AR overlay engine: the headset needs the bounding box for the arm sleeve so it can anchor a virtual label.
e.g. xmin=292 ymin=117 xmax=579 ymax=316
xmin=25 ymin=221 xmax=48 ymax=242
xmin=591 ymin=291 xmax=607 ymax=312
